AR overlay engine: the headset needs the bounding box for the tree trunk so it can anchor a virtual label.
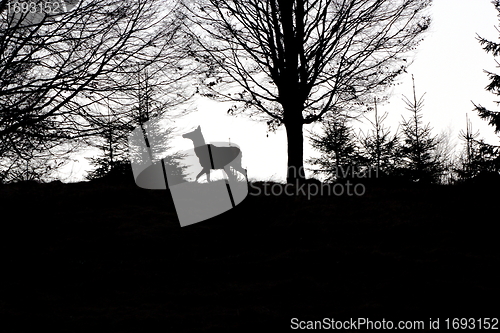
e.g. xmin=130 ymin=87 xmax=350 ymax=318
xmin=285 ymin=119 xmax=305 ymax=184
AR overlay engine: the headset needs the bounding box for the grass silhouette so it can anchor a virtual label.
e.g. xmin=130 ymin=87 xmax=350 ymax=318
xmin=0 ymin=179 xmax=498 ymax=332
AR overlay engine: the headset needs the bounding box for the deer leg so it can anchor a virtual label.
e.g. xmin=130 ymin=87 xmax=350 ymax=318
xmin=231 ymin=161 xmax=246 ymax=180
xmin=236 ymin=165 xmax=246 ymax=177
xmin=224 ymin=166 xmax=234 ymax=181
xmin=196 ymin=168 xmax=207 ymax=182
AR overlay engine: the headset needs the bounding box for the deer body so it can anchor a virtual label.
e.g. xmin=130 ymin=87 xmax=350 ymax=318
xmin=183 ymin=126 xmax=246 ymax=182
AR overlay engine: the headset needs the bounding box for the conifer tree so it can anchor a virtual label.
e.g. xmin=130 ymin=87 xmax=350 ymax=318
xmin=357 ymin=98 xmax=401 ymax=177
xmin=470 ymin=1 xmax=500 ymax=177
xmin=399 ymin=75 xmax=442 ymax=183
xmin=456 ymin=115 xmax=500 ymax=182
xmin=307 ymin=114 xmax=361 ymax=182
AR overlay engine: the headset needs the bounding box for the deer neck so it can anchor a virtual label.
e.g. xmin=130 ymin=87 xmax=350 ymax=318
xmin=191 ymin=134 xmax=206 ymax=147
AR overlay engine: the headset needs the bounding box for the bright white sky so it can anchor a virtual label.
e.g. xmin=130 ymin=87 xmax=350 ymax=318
xmin=59 ymin=0 xmax=500 ymax=183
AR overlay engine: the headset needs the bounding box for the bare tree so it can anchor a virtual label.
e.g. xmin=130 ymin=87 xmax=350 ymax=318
xmin=456 ymin=114 xmax=481 ymax=181
xmin=86 ymin=63 xmax=195 ymax=181
xmin=433 ymin=127 xmax=456 ymax=184
xmin=186 ymin=0 xmax=431 ymax=183
xmin=0 ymin=0 xmax=192 ymax=181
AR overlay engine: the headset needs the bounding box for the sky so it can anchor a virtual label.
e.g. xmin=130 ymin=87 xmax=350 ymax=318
xmin=58 ymin=0 xmax=500 ymax=183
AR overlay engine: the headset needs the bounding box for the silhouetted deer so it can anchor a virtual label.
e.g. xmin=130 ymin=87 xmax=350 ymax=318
xmin=182 ymin=126 xmax=246 ymax=182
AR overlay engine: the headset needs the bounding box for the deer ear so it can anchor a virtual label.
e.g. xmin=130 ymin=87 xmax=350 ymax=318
xmin=197 ymin=125 xmax=201 ymax=131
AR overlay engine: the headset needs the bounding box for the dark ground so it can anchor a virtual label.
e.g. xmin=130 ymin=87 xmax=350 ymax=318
xmin=0 ymin=178 xmax=499 ymax=332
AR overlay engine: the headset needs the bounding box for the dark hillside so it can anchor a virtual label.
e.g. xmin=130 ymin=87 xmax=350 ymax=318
xmin=0 ymin=180 xmax=498 ymax=332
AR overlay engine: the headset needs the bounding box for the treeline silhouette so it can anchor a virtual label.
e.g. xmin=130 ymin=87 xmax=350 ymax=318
xmin=1 ymin=0 xmax=499 ymax=187
xmin=0 ymin=0 xmax=433 ymax=184
xmin=308 ymin=75 xmax=500 ymax=186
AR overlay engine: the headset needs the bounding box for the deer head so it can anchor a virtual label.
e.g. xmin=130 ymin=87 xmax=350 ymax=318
xmin=182 ymin=125 xmax=201 ymax=140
